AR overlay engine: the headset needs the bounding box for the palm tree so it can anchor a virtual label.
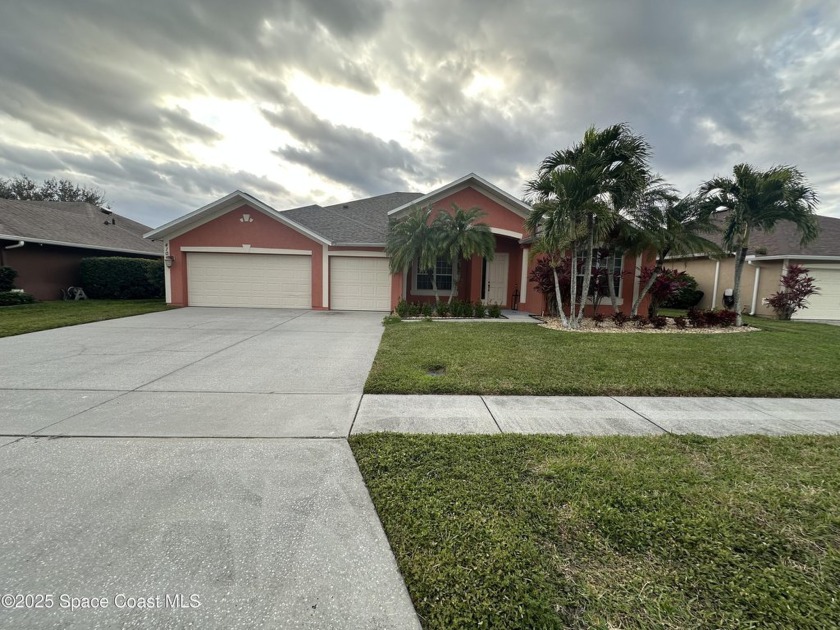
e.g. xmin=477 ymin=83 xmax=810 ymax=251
xmin=435 ymin=205 xmax=495 ymax=304
xmin=699 ymin=164 xmax=819 ymax=325
xmin=385 ymin=205 xmax=442 ymax=301
xmin=626 ymin=180 xmax=723 ymax=316
xmin=525 ymin=123 xmax=651 ymax=329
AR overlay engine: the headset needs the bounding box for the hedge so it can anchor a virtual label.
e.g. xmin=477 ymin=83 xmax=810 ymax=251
xmin=0 ymin=266 xmax=17 ymax=292
xmin=0 ymin=291 xmax=34 ymax=306
xmin=79 ymin=257 xmax=165 ymax=299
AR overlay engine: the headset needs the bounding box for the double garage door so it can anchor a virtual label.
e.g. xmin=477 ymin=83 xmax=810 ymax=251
xmin=187 ymin=253 xmax=311 ymax=308
xmin=186 ymin=252 xmax=391 ymax=311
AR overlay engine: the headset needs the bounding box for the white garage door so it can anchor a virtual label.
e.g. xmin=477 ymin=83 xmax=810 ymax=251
xmin=794 ymin=266 xmax=840 ymax=320
xmin=187 ymin=252 xmax=311 ymax=308
xmin=330 ymin=256 xmax=391 ymax=311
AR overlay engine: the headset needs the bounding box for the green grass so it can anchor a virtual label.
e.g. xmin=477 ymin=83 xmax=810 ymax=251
xmin=351 ymin=433 xmax=840 ymax=629
xmin=0 ymin=299 xmax=172 ymax=337
xmin=365 ymin=318 xmax=840 ymax=397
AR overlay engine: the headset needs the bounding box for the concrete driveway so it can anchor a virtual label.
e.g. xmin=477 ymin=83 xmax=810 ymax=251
xmin=0 ymin=308 xmax=420 ymax=629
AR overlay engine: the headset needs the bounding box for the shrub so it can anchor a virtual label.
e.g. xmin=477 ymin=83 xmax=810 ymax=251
xmin=662 ymin=272 xmax=704 ymax=309
xmin=635 ymin=316 xmax=650 ymax=328
xmin=488 ymin=303 xmax=502 ymax=318
xmin=650 ymin=315 xmax=667 ymax=329
xmin=0 ymin=266 xmax=17 ymax=292
xmin=473 ymin=301 xmax=486 ymax=318
xmin=673 ymin=316 xmax=687 ymax=329
xmin=703 ymin=309 xmax=721 ymax=327
xmin=420 ymin=302 xmax=433 ymax=317
xmin=395 ymin=299 xmax=409 ymax=318
xmin=612 ymin=312 xmax=629 ymax=328
xmin=687 ymin=307 xmax=706 ymax=328
xmin=435 ymin=301 xmax=450 ymax=318
xmin=716 ymin=309 xmax=738 ymax=327
xmin=0 ymin=291 xmax=35 ymax=306
xmin=640 ymin=267 xmax=692 ymax=317
xmin=593 ymin=312 xmax=605 ymax=327
xmin=765 ymin=264 xmax=819 ymax=320
xmin=80 ymin=257 xmax=164 ymax=299
xmin=408 ymin=302 xmax=421 ymax=317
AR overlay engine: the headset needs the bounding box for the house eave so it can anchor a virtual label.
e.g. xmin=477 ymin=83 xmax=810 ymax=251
xmin=0 ymin=234 xmax=161 ymax=256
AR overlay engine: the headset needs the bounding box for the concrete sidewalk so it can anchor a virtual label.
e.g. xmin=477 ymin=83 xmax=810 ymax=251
xmin=351 ymin=395 xmax=840 ymax=437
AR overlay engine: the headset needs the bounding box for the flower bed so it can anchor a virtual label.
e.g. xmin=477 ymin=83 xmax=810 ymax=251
xmin=543 ymin=312 xmax=759 ymax=334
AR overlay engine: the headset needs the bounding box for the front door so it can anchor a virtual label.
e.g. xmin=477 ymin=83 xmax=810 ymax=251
xmin=485 ymin=253 xmax=509 ymax=306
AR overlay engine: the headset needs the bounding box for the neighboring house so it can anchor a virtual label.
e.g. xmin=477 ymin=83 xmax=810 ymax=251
xmin=0 ymin=200 xmax=163 ymax=300
xmin=668 ymin=213 xmax=840 ymax=319
xmin=145 ymin=173 xmax=652 ymax=315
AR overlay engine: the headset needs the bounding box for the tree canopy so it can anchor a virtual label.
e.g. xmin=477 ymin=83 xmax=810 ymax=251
xmin=0 ymin=174 xmax=108 ymax=206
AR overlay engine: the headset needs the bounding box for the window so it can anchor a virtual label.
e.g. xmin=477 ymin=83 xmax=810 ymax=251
xmin=576 ymin=250 xmax=623 ymax=296
xmin=415 ymin=257 xmax=453 ymax=292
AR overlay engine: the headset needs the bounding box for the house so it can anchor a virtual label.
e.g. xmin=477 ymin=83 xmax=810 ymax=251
xmin=145 ymin=173 xmax=652 ymax=315
xmin=668 ymin=213 xmax=840 ymax=320
xmin=0 ymin=200 xmax=163 ymax=300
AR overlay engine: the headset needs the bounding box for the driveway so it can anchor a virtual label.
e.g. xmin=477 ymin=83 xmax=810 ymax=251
xmin=0 ymin=308 xmax=420 ymax=629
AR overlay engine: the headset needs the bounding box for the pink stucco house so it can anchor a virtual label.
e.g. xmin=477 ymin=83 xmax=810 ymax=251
xmin=145 ymin=173 xmax=650 ymax=315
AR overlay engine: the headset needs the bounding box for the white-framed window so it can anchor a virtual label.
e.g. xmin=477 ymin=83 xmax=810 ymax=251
xmin=413 ymin=257 xmax=453 ymax=294
xmin=576 ymin=250 xmax=623 ymax=296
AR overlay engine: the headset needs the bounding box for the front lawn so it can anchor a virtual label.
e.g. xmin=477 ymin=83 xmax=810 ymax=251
xmin=351 ymin=433 xmax=840 ymax=629
xmin=365 ymin=318 xmax=840 ymax=397
xmin=0 ymin=299 xmax=172 ymax=337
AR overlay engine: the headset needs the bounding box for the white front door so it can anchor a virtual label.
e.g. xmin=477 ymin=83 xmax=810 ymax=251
xmin=485 ymin=253 xmax=509 ymax=305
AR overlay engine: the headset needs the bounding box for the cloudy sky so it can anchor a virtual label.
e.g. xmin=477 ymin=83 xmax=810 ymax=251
xmin=1 ymin=0 xmax=838 ymax=228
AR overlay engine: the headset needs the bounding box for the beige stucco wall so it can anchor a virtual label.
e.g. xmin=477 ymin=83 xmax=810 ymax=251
xmin=669 ymin=257 xmax=782 ymax=317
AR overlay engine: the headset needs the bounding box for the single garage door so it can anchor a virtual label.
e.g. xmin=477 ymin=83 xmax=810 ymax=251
xmin=794 ymin=266 xmax=840 ymax=320
xmin=330 ymin=256 xmax=391 ymax=311
xmin=187 ymin=252 xmax=311 ymax=308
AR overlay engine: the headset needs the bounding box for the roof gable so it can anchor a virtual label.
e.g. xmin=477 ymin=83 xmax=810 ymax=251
xmin=387 ymin=173 xmax=531 ymax=219
xmin=0 ymin=199 xmax=161 ymax=255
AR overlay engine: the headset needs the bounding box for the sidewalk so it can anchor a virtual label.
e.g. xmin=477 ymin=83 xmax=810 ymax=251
xmin=351 ymin=395 xmax=840 ymax=437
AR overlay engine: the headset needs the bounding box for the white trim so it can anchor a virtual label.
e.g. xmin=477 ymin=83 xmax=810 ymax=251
xmin=164 ymin=241 xmax=172 ymax=303
xmin=520 ymin=248 xmax=529 ymax=303
xmin=490 ymin=227 xmax=524 ymax=239
xmin=179 ymin=246 xmax=312 ymax=255
xmin=747 ymin=254 xmax=840 ymax=262
xmin=322 ymin=248 xmax=329 ymax=308
xmin=327 ymin=250 xmax=387 ymax=258
xmin=711 ymin=260 xmax=721 ymax=308
xmin=0 ymin=233 xmax=160 ymax=257
xmin=334 ymin=242 xmax=386 ymax=247
xmin=144 ymin=190 xmax=332 ymax=245
xmin=387 ymin=173 xmax=531 ymax=218
xmin=750 ymin=264 xmax=761 ymax=316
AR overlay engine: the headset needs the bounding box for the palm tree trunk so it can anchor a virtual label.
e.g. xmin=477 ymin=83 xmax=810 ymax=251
xmin=607 ymin=251 xmax=619 ymax=313
xmin=552 ymin=266 xmax=570 ymax=328
xmin=569 ymin=247 xmax=579 ymax=328
xmin=732 ymin=247 xmax=748 ymax=326
xmin=448 ymin=258 xmax=458 ymax=304
xmin=632 ymin=269 xmax=659 ymax=317
xmin=577 ymin=229 xmax=595 ymax=326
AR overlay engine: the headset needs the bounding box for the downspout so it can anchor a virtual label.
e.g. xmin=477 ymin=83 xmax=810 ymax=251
xmin=711 ymin=260 xmax=720 ymax=308
xmin=747 ymin=259 xmax=761 ymax=316
xmin=5 ymin=240 xmax=25 ymax=250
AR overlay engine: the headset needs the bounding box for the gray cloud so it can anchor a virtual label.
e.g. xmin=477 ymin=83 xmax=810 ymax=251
xmin=0 ymin=0 xmax=838 ymax=227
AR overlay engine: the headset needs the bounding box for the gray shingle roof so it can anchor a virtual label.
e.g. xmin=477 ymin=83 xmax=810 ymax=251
xmin=711 ymin=211 xmax=840 ymax=257
xmin=0 ymin=200 xmax=162 ymax=255
xmin=282 ymin=192 xmax=424 ymax=244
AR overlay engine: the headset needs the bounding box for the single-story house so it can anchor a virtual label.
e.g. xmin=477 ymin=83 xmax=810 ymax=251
xmin=0 ymin=200 xmax=162 ymax=300
xmin=668 ymin=213 xmax=840 ymax=320
xmin=145 ymin=173 xmax=652 ymax=315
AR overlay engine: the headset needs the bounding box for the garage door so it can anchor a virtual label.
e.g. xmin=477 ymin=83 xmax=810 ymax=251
xmin=187 ymin=252 xmax=311 ymax=308
xmin=330 ymin=256 xmax=391 ymax=311
xmin=794 ymin=267 xmax=840 ymax=320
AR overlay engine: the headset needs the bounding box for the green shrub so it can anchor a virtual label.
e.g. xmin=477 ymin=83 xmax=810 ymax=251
xmin=488 ymin=303 xmax=502 ymax=318
xmin=408 ymin=302 xmax=421 ymax=317
xmin=473 ymin=301 xmax=486 ymax=318
xmin=0 ymin=291 xmax=35 ymax=306
xmin=435 ymin=301 xmax=450 ymax=317
xmin=662 ymin=273 xmax=704 ymax=309
xmin=80 ymin=257 xmax=164 ymax=299
xmin=395 ymin=299 xmax=409 ymax=318
xmin=420 ymin=302 xmax=433 ymax=317
xmin=0 ymin=266 xmax=17 ymax=292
